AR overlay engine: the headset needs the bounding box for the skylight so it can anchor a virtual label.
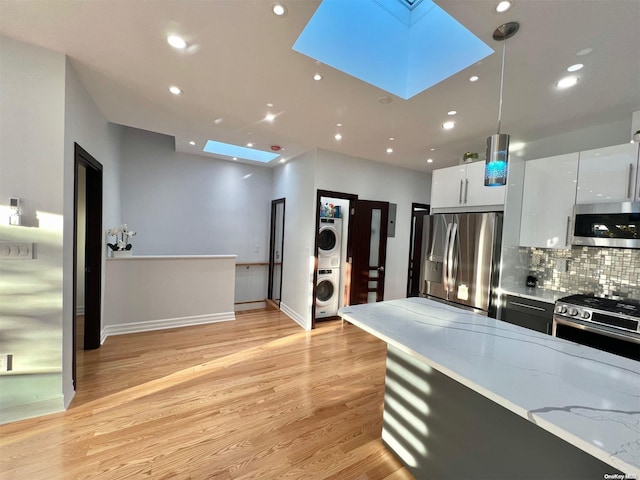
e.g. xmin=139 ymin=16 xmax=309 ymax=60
xmin=203 ymin=140 xmax=280 ymax=163
xmin=293 ymin=0 xmax=493 ymax=100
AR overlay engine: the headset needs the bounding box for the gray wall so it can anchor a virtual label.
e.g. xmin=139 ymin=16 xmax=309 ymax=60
xmin=119 ymin=127 xmax=273 ymax=261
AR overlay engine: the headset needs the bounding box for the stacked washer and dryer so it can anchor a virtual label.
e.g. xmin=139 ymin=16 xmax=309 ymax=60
xmin=316 ymin=217 xmax=342 ymax=318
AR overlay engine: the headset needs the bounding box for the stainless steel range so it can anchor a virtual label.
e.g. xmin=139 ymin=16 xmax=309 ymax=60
xmin=553 ymin=294 xmax=640 ymax=361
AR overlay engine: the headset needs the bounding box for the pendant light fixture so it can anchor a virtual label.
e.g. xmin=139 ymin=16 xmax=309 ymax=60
xmin=485 ymin=21 xmax=519 ymax=187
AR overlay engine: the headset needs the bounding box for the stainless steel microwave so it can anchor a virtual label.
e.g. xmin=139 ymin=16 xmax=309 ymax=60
xmin=572 ymin=202 xmax=640 ymax=248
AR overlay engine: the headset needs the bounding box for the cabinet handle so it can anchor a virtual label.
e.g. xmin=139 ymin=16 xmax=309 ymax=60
xmin=509 ymin=301 xmax=546 ymax=312
xmin=459 ymin=180 xmax=463 ymax=204
xmin=464 ymin=179 xmax=469 ymax=204
xmin=627 ymin=163 xmax=633 ymax=199
xmin=565 ymin=216 xmax=571 ymax=246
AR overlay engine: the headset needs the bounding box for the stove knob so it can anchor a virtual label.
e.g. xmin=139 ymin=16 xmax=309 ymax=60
xmin=555 ymin=305 xmax=568 ymax=314
xmin=569 ymin=308 xmax=579 ymax=316
xmin=581 ymin=311 xmax=591 ymax=320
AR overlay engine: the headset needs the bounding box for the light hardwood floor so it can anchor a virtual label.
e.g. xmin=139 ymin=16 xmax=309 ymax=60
xmin=1 ymin=309 xmax=413 ymax=479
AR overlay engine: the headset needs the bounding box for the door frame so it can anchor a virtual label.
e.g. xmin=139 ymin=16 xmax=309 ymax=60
xmin=73 ymin=143 xmax=103 ymax=388
xmin=267 ymin=198 xmax=285 ymax=308
xmin=406 ymin=202 xmax=430 ymax=297
xmin=313 ymin=190 xmax=357 ymax=328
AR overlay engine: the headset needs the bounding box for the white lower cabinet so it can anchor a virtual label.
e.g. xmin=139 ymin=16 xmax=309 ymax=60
xmin=576 ymin=143 xmax=640 ymax=204
xmin=520 ymin=152 xmax=579 ymax=248
xmin=431 ymin=161 xmax=505 ymax=210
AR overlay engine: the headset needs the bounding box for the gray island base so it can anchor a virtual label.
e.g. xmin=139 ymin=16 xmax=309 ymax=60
xmin=338 ymin=298 xmax=639 ymax=480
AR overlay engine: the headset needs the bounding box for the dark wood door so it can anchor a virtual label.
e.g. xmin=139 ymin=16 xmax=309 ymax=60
xmin=349 ymin=200 xmax=389 ymax=305
xmin=73 ymin=144 xmax=103 ymax=388
xmin=407 ymin=203 xmax=430 ymax=297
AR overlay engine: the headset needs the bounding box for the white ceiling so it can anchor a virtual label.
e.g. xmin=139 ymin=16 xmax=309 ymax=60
xmin=1 ymin=0 xmax=639 ymax=172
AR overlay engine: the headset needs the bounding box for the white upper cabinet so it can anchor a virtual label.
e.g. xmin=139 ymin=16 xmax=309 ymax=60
xmin=576 ymin=143 xmax=640 ymax=204
xmin=520 ymin=153 xmax=579 ymax=248
xmin=431 ymin=161 xmax=505 ymax=210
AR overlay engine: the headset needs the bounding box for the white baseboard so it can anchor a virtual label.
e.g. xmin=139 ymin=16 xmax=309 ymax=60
xmin=279 ymin=302 xmax=311 ymax=330
xmin=0 ymin=396 xmax=65 ymax=425
xmin=101 ymin=312 xmax=236 ymax=343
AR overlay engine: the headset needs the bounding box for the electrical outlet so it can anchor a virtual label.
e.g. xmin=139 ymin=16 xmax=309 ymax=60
xmin=556 ymin=258 xmax=569 ymax=272
xmin=0 ymin=354 xmax=13 ymax=372
xmin=0 ymin=242 xmax=35 ymax=259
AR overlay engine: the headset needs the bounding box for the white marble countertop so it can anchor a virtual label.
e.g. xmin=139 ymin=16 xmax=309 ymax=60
xmin=339 ymin=297 xmax=640 ymax=476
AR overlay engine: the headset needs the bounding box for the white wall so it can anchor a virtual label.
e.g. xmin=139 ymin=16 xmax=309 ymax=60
xmin=272 ymin=150 xmax=317 ymax=329
xmin=0 ymin=36 xmax=66 ymax=422
xmin=272 ymin=148 xmax=431 ymax=328
xmin=314 ymin=149 xmax=432 ymax=301
xmin=63 ymin=59 xmax=123 ymax=409
xmin=119 ymin=127 xmax=273 ymax=260
xmin=513 ymin=118 xmax=632 ymax=161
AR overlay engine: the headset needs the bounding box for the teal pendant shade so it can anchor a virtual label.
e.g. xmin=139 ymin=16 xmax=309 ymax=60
xmin=484 ymin=22 xmax=519 ymax=187
xmin=485 ymin=133 xmax=509 ymax=186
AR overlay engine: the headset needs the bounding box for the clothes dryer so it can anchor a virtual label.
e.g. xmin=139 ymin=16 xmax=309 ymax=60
xmin=315 ymin=268 xmax=340 ymax=318
xmin=318 ymin=218 xmax=342 ymax=269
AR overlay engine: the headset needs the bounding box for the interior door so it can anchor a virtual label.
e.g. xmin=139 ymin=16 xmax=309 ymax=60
xmin=349 ymin=200 xmax=389 ymax=305
xmin=268 ymin=198 xmax=285 ymax=307
xmin=407 ymin=203 xmax=430 ymax=297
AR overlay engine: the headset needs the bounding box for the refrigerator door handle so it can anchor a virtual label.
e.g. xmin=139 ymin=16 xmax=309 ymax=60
xmin=447 ymin=223 xmax=458 ymax=291
xmin=443 ymin=222 xmax=453 ymax=293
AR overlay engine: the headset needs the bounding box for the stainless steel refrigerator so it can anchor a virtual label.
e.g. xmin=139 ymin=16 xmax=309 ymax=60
xmin=419 ymin=212 xmax=502 ymax=316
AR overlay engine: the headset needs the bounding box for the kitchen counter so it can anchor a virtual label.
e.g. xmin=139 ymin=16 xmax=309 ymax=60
xmin=339 ymin=297 xmax=640 ymax=478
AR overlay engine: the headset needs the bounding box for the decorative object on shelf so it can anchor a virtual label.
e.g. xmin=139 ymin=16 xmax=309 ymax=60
xmin=462 ymin=152 xmax=479 ymax=164
xmin=107 ymin=224 xmax=136 ymax=257
xmin=485 ymin=21 xmax=519 ymax=187
xmin=633 ymin=130 xmax=640 ymax=143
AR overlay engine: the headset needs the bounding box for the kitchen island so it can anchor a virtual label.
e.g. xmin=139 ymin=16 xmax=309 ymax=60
xmin=338 ymin=297 xmax=640 ymax=479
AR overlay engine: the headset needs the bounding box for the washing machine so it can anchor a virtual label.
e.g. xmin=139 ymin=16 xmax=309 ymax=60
xmin=315 ymin=268 xmax=340 ymax=318
xmin=318 ymin=217 xmax=342 ymax=269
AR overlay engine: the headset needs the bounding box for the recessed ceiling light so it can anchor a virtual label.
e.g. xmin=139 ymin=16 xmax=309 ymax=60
xmin=214 ymin=117 xmax=224 ymax=125
xmin=336 ymin=123 xmax=343 ymax=127
xmin=430 ymin=148 xmax=435 ymax=151
xmin=266 ymin=103 xmax=274 ymax=108
xmin=189 ymin=141 xmax=195 ymax=146
xmin=389 ymin=137 xmax=395 ymax=141
xmin=167 ymin=35 xmax=187 ymax=49
xmin=469 ymin=75 xmax=479 ymax=82
xmin=495 ymin=1 xmax=512 ymax=13
xmin=442 ymin=121 xmax=455 ymax=130
xmin=313 ymin=73 xmax=323 ymax=81
xmin=567 ymin=63 xmax=584 ymax=72
xmin=386 ymin=148 xmax=393 ymax=154
xmin=335 ymin=133 xmax=342 ymax=141
xmin=447 ymin=110 xmax=457 ymax=116
xmin=169 ymin=86 xmax=182 ymax=95
xmin=265 ymin=113 xmax=276 ymax=122
xmin=272 ymin=3 xmax=287 ymax=16
xmin=427 ymin=158 xmax=433 ymax=163
xmin=576 ymin=47 xmax=593 ymax=56
xmin=556 ymin=75 xmax=579 ymax=89
xmin=247 ymin=143 xmax=254 ymax=147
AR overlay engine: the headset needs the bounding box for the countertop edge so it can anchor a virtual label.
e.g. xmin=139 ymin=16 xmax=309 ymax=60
xmin=107 ymin=255 xmax=238 ymax=260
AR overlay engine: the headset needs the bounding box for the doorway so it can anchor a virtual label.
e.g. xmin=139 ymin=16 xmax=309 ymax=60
xmin=312 ymin=190 xmax=389 ymax=327
xmin=267 ymin=198 xmax=285 ymax=309
xmin=407 ymin=203 xmax=430 ymax=297
xmin=73 ymin=143 xmax=103 ymax=388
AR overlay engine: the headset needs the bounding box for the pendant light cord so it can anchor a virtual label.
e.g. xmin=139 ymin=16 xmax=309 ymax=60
xmin=497 ymin=40 xmax=506 ymax=135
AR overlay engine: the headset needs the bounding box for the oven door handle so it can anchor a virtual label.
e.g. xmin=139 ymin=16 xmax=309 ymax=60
xmin=553 ymin=316 xmax=640 ymax=345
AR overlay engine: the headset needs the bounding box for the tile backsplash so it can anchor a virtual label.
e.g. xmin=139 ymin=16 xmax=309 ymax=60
xmin=523 ymin=246 xmax=640 ymax=301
